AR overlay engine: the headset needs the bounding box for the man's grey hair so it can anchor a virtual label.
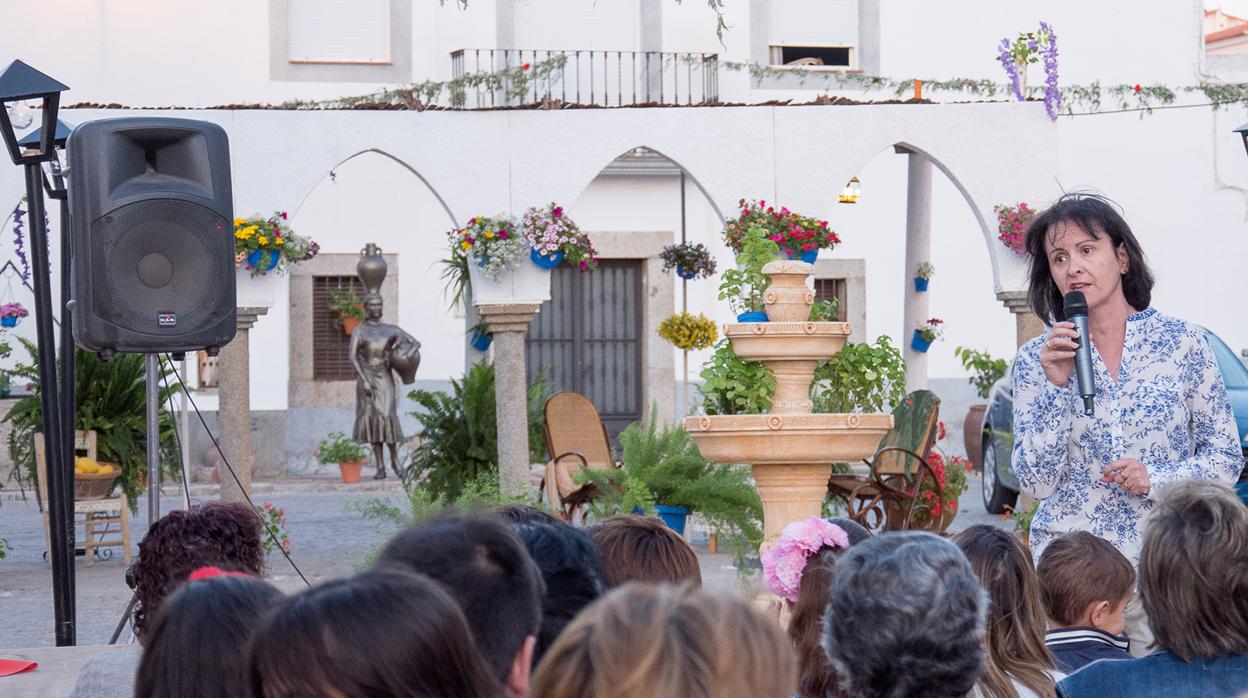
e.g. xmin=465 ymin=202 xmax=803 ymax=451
xmin=822 ymin=532 xmax=987 ymax=698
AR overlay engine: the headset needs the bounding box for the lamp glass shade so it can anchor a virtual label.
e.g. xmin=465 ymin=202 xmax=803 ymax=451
xmin=0 ymin=60 xmax=69 ymax=165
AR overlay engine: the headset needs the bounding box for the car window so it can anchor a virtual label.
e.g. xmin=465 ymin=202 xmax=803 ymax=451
xmin=1203 ymin=329 xmax=1248 ymax=390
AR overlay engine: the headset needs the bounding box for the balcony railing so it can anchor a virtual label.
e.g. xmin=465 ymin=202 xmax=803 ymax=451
xmin=449 ymin=49 xmax=719 ymax=109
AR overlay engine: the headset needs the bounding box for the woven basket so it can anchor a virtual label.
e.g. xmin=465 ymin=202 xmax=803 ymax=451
xmin=74 ymin=469 xmax=120 ymax=500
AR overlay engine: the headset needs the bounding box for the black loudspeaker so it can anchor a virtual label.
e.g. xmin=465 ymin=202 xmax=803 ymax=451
xmin=66 ymin=117 xmax=236 ymax=356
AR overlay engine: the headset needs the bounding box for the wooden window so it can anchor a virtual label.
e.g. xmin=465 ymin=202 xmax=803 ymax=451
xmin=814 ymin=278 xmax=847 ymax=321
xmin=288 ymin=0 xmax=392 ymax=64
xmin=768 ymin=0 xmax=857 ymax=68
xmin=313 ymin=276 xmax=358 ymax=381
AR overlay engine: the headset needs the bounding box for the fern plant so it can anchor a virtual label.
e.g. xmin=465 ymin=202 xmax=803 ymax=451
xmin=578 ymin=407 xmax=762 ymax=548
xmin=405 ymin=361 xmax=549 ymax=501
xmin=3 ymin=339 xmax=178 ymax=511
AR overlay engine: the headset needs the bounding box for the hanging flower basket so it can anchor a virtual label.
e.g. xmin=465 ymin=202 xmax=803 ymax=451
xmin=912 ymin=318 xmax=944 ymax=353
xmin=530 ymin=247 xmax=565 ymax=269
xmin=660 ymin=242 xmax=717 ymax=281
xmin=246 ymin=249 xmax=280 ymax=272
xmin=914 ymin=262 xmax=934 ymax=292
xmin=469 ymin=325 xmax=493 ymax=352
xmin=994 ymin=203 xmax=1034 ymax=256
xmin=234 ymin=212 xmax=318 ymax=277
xmin=0 ymin=303 xmax=28 ymax=328
xmin=521 ymin=203 xmax=598 ymax=271
xmin=658 ymin=312 xmax=718 ymax=351
xmin=914 ymin=277 xmax=929 ymax=292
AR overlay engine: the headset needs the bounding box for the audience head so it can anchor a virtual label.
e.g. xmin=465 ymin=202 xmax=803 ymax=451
xmin=533 ymin=583 xmax=796 ymax=698
xmin=493 ymin=503 xmax=562 ymax=525
xmin=587 ymin=515 xmax=701 ymax=588
xmin=1037 ymin=531 xmax=1135 ymax=634
xmin=1140 ymin=480 xmax=1248 ymax=661
xmin=513 ymin=521 xmax=605 ymax=663
xmin=130 ymin=502 xmax=265 ymax=639
xmin=248 ymin=570 xmax=502 ymax=698
xmin=826 ymin=517 xmax=872 ymax=546
xmin=953 ymin=525 xmax=1055 ymax=698
xmin=762 ymin=517 xmax=868 ymax=698
xmin=376 ymin=514 xmax=542 ymax=693
xmin=823 ymin=531 xmax=987 ymax=698
xmin=135 ymin=570 xmax=281 ymax=698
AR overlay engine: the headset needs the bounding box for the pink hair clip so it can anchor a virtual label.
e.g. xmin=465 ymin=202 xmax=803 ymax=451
xmin=761 ymin=516 xmax=850 ymax=603
xmin=188 ymin=566 xmax=254 ymax=582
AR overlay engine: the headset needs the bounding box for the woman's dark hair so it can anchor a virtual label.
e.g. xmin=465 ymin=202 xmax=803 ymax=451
xmin=131 ymin=502 xmax=265 ymax=638
xmin=134 ymin=575 xmax=282 ymax=698
xmin=515 ymin=521 xmax=605 ymax=663
xmin=789 ymin=548 xmax=847 ymax=698
xmin=248 ymin=570 xmax=503 ymax=698
xmin=1024 ymin=193 xmax=1154 ymax=323
xmin=493 ymin=503 xmax=562 ymax=525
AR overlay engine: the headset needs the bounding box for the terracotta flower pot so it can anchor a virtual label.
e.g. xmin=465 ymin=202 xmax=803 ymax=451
xmin=963 ymin=404 xmax=987 ymax=470
xmin=342 ymin=317 xmax=362 ymax=335
xmin=339 ymin=460 xmax=363 ymax=484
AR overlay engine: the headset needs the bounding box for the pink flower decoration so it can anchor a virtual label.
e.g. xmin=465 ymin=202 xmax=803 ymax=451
xmin=761 ymin=516 xmax=850 ymax=603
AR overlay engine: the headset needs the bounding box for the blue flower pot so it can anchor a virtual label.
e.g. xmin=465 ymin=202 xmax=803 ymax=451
xmin=655 ymin=505 xmax=690 ymax=535
xmin=676 ymin=266 xmax=697 ymax=280
xmin=914 ymin=277 xmax=929 ymax=292
xmin=737 ymin=311 xmax=768 ymax=322
xmin=469 ymin=329 xmax=492 ymax=352
xmin=247 ymin=249 xmax=280 ymax=272
xmin=476 ymin=252 xmax=490 ymax=269
xmin=0 ymin=316 xmax=17 ymax=328
xmin=784 ymin=248 xmax=819 ymax=264
xmin=911 ymin=329 xmax=932 ymax=353
xmin=531 ymin=247 xmax=565 ymax=269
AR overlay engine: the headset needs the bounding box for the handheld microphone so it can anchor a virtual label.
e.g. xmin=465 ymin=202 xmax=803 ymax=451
xmin=1062 ymin=290 xmax=1095 ymax=416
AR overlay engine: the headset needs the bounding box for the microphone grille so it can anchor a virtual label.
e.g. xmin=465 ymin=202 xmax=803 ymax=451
xmin=1062 ymin=290 xmax=1089 ymax=317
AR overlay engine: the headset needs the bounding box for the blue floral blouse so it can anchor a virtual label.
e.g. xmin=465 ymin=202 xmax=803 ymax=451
xmin=1012 ymin=308 xmax=1242 ymax=566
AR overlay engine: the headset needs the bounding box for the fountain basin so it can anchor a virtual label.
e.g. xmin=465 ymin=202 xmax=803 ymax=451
xmin=724 ymin=321 xmax=851 ymax=362
xmin=683 ymin=413 xmax=892 ymax=465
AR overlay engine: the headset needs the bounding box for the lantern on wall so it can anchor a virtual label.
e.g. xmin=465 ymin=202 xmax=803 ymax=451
xmin=1234 ymin=122 xmax=1248 ymax=162
xmin=837 ymin=176 xmax=861 ymax=204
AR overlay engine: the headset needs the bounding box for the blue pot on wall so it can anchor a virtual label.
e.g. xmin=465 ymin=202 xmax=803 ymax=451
xmin=676 ymin=266 xmax=697 ymax=280
xmin=247 ymin=249 xmax=280 ymax=272
xmin=655 ymin=505 xmax=690 ymax=535
xmin=911 ymin=329 xmax=932 ymax=353
xmin=914 ymin=277 xmax=929 ymax=292
xmin=0 ymin=316 xmax=17 ymax=328
xmin=469 ymin=329 xmax=492 ymax=352
xmin=530 ymin=247 xmax=565 ymax=269
xmin=736 ymin=311 xmax=768 ymax=322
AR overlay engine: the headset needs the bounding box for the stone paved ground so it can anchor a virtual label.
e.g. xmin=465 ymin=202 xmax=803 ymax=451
xmin=0 ymin=473 xmax=1007 ymax=649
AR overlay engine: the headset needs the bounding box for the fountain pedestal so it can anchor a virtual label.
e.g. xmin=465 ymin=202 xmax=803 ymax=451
xmin=686 ymin=260 xmax=893 ymax=548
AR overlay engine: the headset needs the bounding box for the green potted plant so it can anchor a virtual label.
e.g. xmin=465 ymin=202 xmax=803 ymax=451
xmin=954 ymin=346 xmax=1008 ymax=469
xmin=316 ymin=432 xmax=370 ymax=483
xmin=660 ymin=242 xmax=717 ymax=280
xmin=717 ymin=224 xmax=779 ymax=322
xmin=810 ymin=336 xmax=907 ymax=414
xmin=912 ymin=430 xmax=972 ymax=532
xmin=699 ymin=339 xmax=775 ymax=415
xmin=578 ymin=407 xmax=762 ymax=544
xmin=1004 ymin=499 xmax=1039 ymax=545
xmin=328 ymin=284 xmax=365 ymax=336
xmin=914 ymin=261 xmax=934 ymax=292
xmin=808 ymin=298 xmax=839 ymax=322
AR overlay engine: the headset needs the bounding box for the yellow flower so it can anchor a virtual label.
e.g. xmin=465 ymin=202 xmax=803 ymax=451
xmin=234 ymin=218 xmax=246 ymax=226
xmin=460 ymin=241 xmax=472 ymax=250
xmin=257 ymin=236 xmax=268 ymax=246
xmin=484 ymin=230 xmax=495 ymax=239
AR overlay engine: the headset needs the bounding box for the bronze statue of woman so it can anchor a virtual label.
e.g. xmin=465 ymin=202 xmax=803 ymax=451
xmin=350 ymin=245 xmax=420 ymax=479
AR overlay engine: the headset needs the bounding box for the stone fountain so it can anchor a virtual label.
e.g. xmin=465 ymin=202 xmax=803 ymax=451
xmin=685 ymin=260 xmax=893 ymax=549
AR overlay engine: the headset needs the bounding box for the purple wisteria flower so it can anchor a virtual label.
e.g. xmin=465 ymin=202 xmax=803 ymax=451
xmin=1040 ymin=22 xmax=1061 ymax=120
xmin=11 ymin=200 xmax=30 ymax=283
xmin=998 ymin=38 xmax=1023 ymax=101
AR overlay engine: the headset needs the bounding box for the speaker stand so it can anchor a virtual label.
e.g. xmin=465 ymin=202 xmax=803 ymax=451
xmin=145 ymin=354 xmax=160 ymax=528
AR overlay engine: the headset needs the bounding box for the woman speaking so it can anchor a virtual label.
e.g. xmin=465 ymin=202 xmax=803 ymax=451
xmin=1011 ymin=194 xmax=1242 ymax=648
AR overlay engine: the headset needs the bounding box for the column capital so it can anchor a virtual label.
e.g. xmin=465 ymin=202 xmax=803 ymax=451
xmin=236 ymin=306 xmax=270 ymax=331
xmin=995 ymin=290 xmax=1032 ymax=315
xmin=477 ymin=303 xmax=541 ymax=333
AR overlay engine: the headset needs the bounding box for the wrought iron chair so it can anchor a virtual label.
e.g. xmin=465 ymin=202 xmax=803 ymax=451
xmin=539 ymin=391 xmax=617 ymax=521
xmin=826 ymin=390 xmax=945 ymax=532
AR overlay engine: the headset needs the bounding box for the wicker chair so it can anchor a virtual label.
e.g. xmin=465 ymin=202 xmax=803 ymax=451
xmin=826 ymin=390 xmax=945 ymax=533
xmin=540 ymin=391 xmax=616 ymax=521
xmin=35 ymin=430 xmax=133 ymax=567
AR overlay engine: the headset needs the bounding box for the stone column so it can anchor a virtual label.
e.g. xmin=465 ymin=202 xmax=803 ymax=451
xmin=477 ymin=303 xmax=540 ymax=496
xmin=996 ymin=290 xmax=1047 ymax=348
xmin=900 ymin=148 xmax=933 ymax=392
xmin=218 ymin=307 xmax=267 ymax=503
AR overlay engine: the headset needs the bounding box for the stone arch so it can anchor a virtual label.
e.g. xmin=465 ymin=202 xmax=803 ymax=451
xmin=566 ymin=145 xmax=731 ymax=226
xmin=288 ymin=147 xmax=460 ymax=227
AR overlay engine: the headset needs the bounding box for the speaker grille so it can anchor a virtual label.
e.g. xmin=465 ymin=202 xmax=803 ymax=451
xmin=89 ymin=199 xmax=233 ymax=337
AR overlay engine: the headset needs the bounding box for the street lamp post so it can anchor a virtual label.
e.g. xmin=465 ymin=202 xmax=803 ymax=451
xmin=1234 ymin=122 xmax=1248 ymax=161
xmin=0 ymin=60 xmax=75 ymax=646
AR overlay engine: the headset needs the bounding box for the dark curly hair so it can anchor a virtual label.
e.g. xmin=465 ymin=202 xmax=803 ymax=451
xmin=131 ymin=502 xmax=265 ymax=638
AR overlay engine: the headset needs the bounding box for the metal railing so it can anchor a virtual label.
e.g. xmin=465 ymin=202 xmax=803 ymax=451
xmin=449 ymin=49 xmax=719 ymax=109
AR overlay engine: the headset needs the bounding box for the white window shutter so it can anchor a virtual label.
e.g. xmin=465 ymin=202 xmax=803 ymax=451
xmin=769 ymin=0 xmax=857 ymax=47
xmin=288 ymin=0 xmax=392 ymax=64
xmin=513 ymin=0 xmax=639 ymax=51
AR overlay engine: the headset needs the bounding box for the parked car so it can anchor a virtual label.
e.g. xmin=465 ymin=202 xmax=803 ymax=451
xmin=981 ymin=327 xmax=1248 ymax=514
